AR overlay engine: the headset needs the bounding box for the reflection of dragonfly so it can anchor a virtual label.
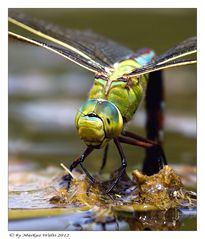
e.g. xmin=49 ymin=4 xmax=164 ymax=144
xmin=9 ymin=12 xmax=197 ymax=193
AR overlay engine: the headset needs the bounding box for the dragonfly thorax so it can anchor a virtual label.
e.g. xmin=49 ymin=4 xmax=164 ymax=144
xmin=89 ymin=58 xmax=148 ymax=122
xmin=112 ymin=59 xmax=141 ymax=78
xmin=75 ymin=99 xmax=123 ymax=148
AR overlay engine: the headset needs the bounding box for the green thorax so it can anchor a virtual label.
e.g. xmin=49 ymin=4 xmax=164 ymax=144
xmin=88 ymin=59 xmax=148 ymax=122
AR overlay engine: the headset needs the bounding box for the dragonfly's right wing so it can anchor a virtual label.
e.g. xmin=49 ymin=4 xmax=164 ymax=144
xmin=9 ymin=31 xmax=106 ymax=73
xmin=9 ymin=11 xmax=133 ymax=71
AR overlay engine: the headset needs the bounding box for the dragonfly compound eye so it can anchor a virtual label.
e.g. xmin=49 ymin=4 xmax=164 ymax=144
xmin=75 ymin=99 xmax=123 ymax=148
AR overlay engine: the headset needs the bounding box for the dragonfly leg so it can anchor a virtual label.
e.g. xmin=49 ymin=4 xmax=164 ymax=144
xmin=120 ymin=131 xmax=167 ymax=175
xmin=105 ymin=138 xmax=127 ymax=194
xmin=67 ymin=147 xmax=94 ymax=190
xmin=99 ymin=143 xmax=109 ymax=173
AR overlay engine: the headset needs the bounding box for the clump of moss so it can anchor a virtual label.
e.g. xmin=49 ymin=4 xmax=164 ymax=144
xmin=132 ymin=165 xmax=196 ymax=210
xmin=50 ymin=165 xmax=196 ymax=211
xmin=49 ymin=171 xmax=104 ymax=208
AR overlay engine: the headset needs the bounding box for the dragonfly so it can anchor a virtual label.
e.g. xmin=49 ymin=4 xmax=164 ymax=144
xmin=8 ymin=11 xmax=197 ymax=193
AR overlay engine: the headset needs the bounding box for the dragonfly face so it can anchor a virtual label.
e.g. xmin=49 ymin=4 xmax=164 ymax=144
xmin=75 ymin=99 xmax=123 ymax=148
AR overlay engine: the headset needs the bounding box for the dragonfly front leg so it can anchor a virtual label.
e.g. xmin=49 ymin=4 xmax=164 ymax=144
xmin=99 ymin=143 xmax=109 ymax=173
xmin=120 ymin=130 xmax=167 ymax=175
xmin=66 ymin=147 xmax=94 ymax=190
xmin=105 ymin=138 xmax=127 ymax=194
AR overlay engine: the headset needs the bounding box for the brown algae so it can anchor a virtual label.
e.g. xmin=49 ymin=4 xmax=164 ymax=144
xmin=50 ymin=165 xmax=196 ymax=211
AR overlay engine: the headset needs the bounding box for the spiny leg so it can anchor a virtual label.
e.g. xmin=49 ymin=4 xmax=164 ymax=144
xmin=119 ymin=134 xmax=166 ymax=170
xmin=106 ymin=138 xmax=127 ymax=194
xmin=120 ymin=130 xmax=167 ymax=174
xmin=144 ymin=70 xmax=166 ymax=175
xmin=66 ymin=147 xmax=94 ymax=190
xmin=99 ymin=143 xmax=109 ymax=173
xmin=121 ymin=130 xmax=167 ymax=164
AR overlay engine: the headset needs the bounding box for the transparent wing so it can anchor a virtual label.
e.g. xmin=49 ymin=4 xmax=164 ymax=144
xmin=128 ymin=36 xmax=197 ymax=77
xmin=127 ymin=58 xmax=196 ymax=77
xmin=154 ymin=36 xmax=196 ymax=65
xmin=9 ymin=31 xmax=106 ymax=73
xmin=8 ymin=11 xmax=133 ymax=68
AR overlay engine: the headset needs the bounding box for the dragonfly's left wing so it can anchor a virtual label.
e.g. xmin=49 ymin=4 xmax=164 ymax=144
xmin=127 ymin=36 xmax=197 ymax=77
xmin=154 ymin=36 xmax=196 ymax=65
xmin=9 ymin=11 xmax=133 ymax=70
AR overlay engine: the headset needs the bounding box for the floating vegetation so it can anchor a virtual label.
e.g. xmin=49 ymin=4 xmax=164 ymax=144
xmin=131 ymin=166 xmax=197 ymax=210
xmin=9 ymin=162 xmax=196 ymax=230
xmin=49 ymin=165 xmax=196 ymax=212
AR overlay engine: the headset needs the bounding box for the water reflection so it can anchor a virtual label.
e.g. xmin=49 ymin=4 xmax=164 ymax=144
xmin=9 ymin=208 xmax=191 ymax=231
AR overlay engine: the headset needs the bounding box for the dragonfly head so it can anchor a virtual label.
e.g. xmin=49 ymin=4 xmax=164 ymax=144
xmin=75 ymin=99 xmax=123 ymax=148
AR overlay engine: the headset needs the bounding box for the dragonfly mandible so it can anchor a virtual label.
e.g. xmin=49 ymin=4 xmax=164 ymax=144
xmin=8 ymin=11 xmax=197 ymax=193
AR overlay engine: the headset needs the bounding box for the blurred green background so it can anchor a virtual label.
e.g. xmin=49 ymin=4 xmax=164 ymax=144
xmin=8 ymin=8 xmax=196 ymax=173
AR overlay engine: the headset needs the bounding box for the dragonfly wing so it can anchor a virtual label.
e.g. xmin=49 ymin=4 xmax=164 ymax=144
xmin=9 ymin=31 xmax=105 ymax=73
xmin=154 ymin=36 xmax=197 ymax=65
xmin=127 ymin=36 xmax=197 ymax=77
xmin=128 ymin=58 xmax=196 ymax=77
xmin=70 ymin=29 xmax=134 ymax=65
xmin=9 ymin=11 xmax=133 ymax=67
